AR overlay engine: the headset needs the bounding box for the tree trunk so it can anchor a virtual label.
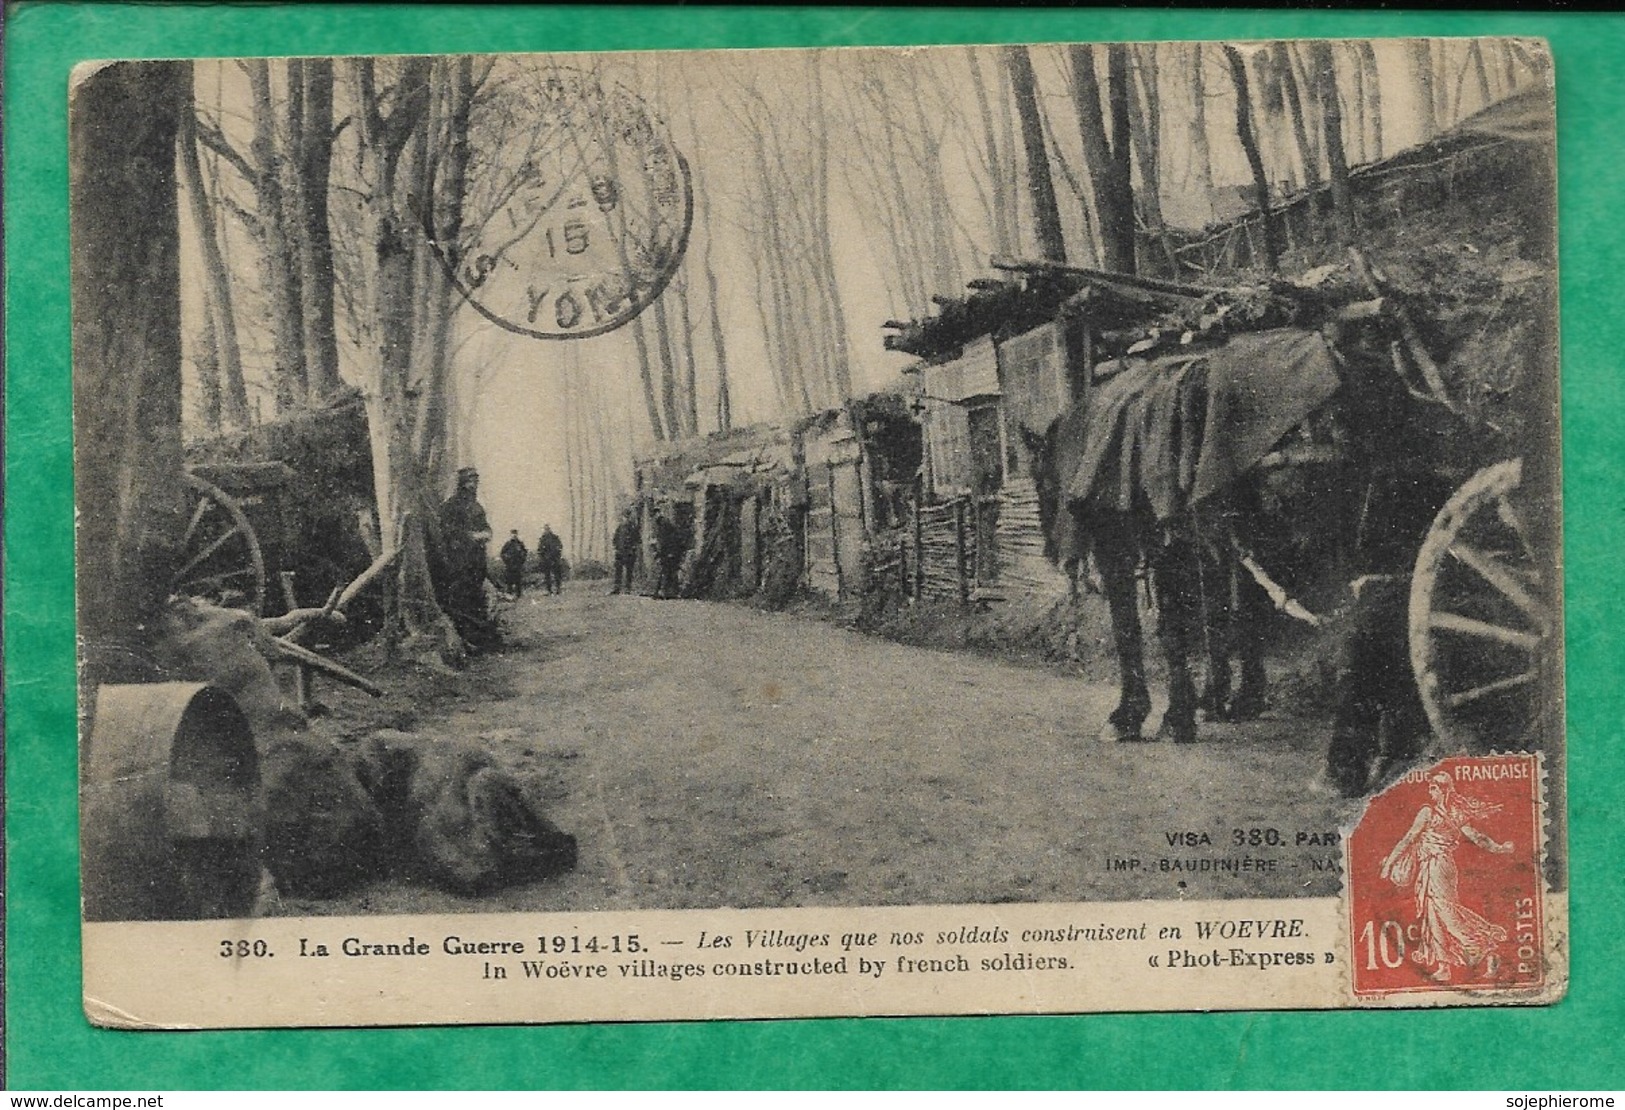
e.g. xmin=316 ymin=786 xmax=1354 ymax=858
xmin=1006 ymin=45 xmax=1067 ymax=262
xmin=414 ymin=56 xmax=474 ymax=488
xmin=1223 ymin=45 xmax=1280 ymax=271
xmin=811 ymin=57 xmax=854 ymax=402
xmin=685 ymin=92 xmax=732 ymax=434
xmin=631 ymin=311 xmax=667 ymax=442
xmin=653 ymin=295 xmax=684 ymax=438
xmin=72 ymin=60 xmax=190 ymax=691
xmin=1359 ymin=42 xmax=1384 ymax=160
xmin=1468 ymin=39 xmax=1493 ymax=115
xmin=967 ymin=47 xmax=1015 ymax=257
xmin=299 ymin=59 xmax=341 ymax=399
xmin=710 ymin=268 xmax=732 ymax=433
xmin=1069 ymin=43 xmax=1132 ymax=273
xmin=353 ymin=56 xmax=463 ymax=663
xmin=1105 ymin=45 xmax=1136 ymax=271
xmin=178 ymin=71 xmax=249 ymax=429
xmin=1344 ymin=42 xmax=1368 ymax=165
xmin=247 ymin=59 xmax=306 ymax=412
xmin=1411 ymin=40 xmax=1439 ymax=138
xmin=1187 ymin=43 xmax=1215 ymax=223
xmin=674 ymin=270 xmax=701 ymax=437
xmin=1272 ymin=41 xmax=1321 ymax=232
xmin=1311 ymin=42 xmax=1356 ymax=244
xmin=1126 ymin=45 xmax=1176 ymax=276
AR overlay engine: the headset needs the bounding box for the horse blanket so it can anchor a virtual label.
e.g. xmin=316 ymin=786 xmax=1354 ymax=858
xmin=1065 ymin=328 xmax=1340 ymax=521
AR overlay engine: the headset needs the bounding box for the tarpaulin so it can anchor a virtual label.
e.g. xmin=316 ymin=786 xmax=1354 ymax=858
xmin=1065 ymin=328 xmax=1340 ymax=521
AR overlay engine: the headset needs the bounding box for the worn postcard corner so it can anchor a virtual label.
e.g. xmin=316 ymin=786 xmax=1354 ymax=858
xmin=74 ymin=37 xmax=1563 ymax=1029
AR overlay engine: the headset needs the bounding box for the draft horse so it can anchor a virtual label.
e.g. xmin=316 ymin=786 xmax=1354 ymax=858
xmin=1026 ymin=328 xmax=1344 ymax=744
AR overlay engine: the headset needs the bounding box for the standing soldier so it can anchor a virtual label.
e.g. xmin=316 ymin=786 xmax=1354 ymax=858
xmin=653 ymin=504 xmax=687 ymax=600
xmin=499 ymin=530 xmax=529 ymax=600
xmin=437 ymin=467 xmax=495 ymax=647
xmin=536 ymin=524 xmax=565 ymax=596
xmin=611 ymin=509 xmax=641 ymax=595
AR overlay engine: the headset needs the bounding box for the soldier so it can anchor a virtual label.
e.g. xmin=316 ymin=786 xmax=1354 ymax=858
xmin=536 ymin=524 xmax=565 ymax=595
xmin=611 ymin=510 xmax=641 ymax=595
xmin=652 ymin=505 xmax=687 ymax=600
xmin=499 ymin=530 xmax=528 ymax=599
xmin=437 ymin=467 xmax=495 ymax=647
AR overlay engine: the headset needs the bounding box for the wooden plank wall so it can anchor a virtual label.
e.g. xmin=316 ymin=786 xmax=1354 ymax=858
xmin=914 ymin=498 xmax=975 ymax=603
xmin=804 ymin=461 xmax=841 ymax=598
xmin=997 ymin=477 xmax=1068 ymax=595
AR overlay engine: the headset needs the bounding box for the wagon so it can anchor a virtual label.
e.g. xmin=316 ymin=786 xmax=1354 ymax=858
xmin=172 ymin=461 xmax=293 ymax=616
xmin=1407 ymin=454 xmax=1560 ymax=753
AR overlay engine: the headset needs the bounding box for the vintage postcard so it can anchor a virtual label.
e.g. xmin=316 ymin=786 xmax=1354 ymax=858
xmin=74 ymin=38 xmax=1564 ymax=1029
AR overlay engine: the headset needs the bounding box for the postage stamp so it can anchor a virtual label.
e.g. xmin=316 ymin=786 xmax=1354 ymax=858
xmin=71 ymin=37 xmax=1565 ymax=1028
xmin=1348 ymin=754 xmax=1547 ymax=997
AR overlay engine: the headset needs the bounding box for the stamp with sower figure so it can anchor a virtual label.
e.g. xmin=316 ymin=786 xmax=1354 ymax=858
xmin=1347 ymin=754 xmax=1547 ymax=996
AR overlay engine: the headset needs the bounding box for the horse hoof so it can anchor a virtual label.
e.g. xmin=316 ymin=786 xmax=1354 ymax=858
xmin=1156 ymin=721 xmax=1198 ymax=745
xmin=1227 ymin=694 xmax=1266 ymax=721
xmin=1099 ymin=722 xmax=1148 ymax=743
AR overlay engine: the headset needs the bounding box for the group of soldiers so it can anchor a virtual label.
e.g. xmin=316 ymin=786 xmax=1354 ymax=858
xmin=435 ymin=467 xmax=691 ymax=647
xmin=610 ymin=504 xmax=688 ymax=599
xmin=498 ymin=526 xmax=564 ymax=600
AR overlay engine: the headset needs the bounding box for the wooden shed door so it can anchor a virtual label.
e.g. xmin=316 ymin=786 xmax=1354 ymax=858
xmin=967 ymin=401 xmax=1006 ymax=584
xmin=831 ymin=459 xmax=865 ymax=598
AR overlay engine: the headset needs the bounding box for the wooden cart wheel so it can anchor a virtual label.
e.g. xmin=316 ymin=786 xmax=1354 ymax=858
xmin=1408 ymin=458 xmax=1556 ymax=752
xmin=172 ymin=473 xmax=267 ymax=615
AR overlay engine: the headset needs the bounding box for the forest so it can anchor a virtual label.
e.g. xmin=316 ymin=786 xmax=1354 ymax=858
xmin=166 ymin=40 xmax=1546 ymax=660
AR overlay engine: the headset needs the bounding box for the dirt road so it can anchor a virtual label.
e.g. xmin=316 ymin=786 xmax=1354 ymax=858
xmin=276 ymin=585 xmax=1361 ymax=917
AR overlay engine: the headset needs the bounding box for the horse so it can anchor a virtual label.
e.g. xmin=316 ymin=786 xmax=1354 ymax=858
xmin=1025 ymin=415 xmax=1268 ymax=744
xmin=1025 ymin=327 xmax=1347 ymax=744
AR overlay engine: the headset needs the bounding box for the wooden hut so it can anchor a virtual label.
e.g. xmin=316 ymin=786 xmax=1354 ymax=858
xmin=634 ymin=425 xmax=799 ymax=599
xmin=683 ymin=430 xmax=799 ymax=599
xmin=796 ymin=393 xmax=921 ymax=604
xmin=890 ymin=274 xmax=1129 ymax=604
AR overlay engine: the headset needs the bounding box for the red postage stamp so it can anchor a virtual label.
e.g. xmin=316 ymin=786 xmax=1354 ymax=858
xmin=1347 ymin=754 xmax=1546 ymax=997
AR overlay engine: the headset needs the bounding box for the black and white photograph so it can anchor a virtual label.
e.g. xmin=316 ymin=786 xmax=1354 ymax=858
xmin=72 ymin=38 xmax=1565 ymax=1027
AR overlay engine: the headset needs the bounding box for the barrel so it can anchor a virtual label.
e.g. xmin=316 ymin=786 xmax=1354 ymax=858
xmin=81 ymin=683 xmax=261 ymax=921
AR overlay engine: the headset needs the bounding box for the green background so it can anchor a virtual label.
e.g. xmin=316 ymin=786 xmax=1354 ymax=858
xmin=6 ymin=3 xmax=1622 ymax=1090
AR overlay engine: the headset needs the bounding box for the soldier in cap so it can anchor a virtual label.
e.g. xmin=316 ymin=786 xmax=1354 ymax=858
xmin=437 ymin=467 xmax=495 ymax=646
xmin=499 ymin=529 xmax=529 ymax=599
xmin=652 ymin=501 xmax=688 ymax=600
xmin=611 ymin=508 xmax=641 ymax=595
xmin=535 ymin=524 xmax=565 ymax=595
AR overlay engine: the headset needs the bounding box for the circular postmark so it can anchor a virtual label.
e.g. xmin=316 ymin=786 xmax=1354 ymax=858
xmin=429 ymin=64 xmax=692 ymax=341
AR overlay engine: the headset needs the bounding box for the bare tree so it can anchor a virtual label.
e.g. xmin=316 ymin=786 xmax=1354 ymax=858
xmin=73 ymin=61 xmax=191 ymax=680
xmin=673 ymin=269 xmax=701 ymax=437
xmin=1310 ymin=42 xmax=1356 ymax=244
xmin=178 ymin=66 xmax=250 ymax=430
xmin=296 ymin=59 xmax=342 ymax=400
xmin=721 ymin=56 xmax=849 ymax=414
xmin=652 ymin=295 xmax=684 ymax=438
xmin=1186 ymin=43 xmax=1216 ymax=222
xmin=966 ymin=47 xmax=1018 ymax=258
xmin=246 ymin=60 xmax=306 ymax=411
xmin=347 ymin=56 xmax=467 ymax=661
xmin=1411 ymin=40 xmax=1440 ymax=138
xmin=1272 ymin=42 xmax=1321 ymax=211
xmin=1223 ymin=45 xmax=1280 ymax=271
xmin=1067 ymin=44 xmax=1132 ymax=272
xmin=1358 ymin=41 xmax=1384 ymax=161
xmin=690 ymin=146 xmax=732 ymax=434
xmin=1006 ymin=45 xmax=1067 ymax=263
xmin=1126 ymin=44 xmax=1177 ymax=275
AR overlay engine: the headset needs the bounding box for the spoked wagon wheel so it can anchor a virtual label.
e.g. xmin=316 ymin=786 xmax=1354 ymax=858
xmin=1408 ymin=458 xmax=1557 ymax=752
xmin=172 ymin=473 xmax=267 ymax=615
